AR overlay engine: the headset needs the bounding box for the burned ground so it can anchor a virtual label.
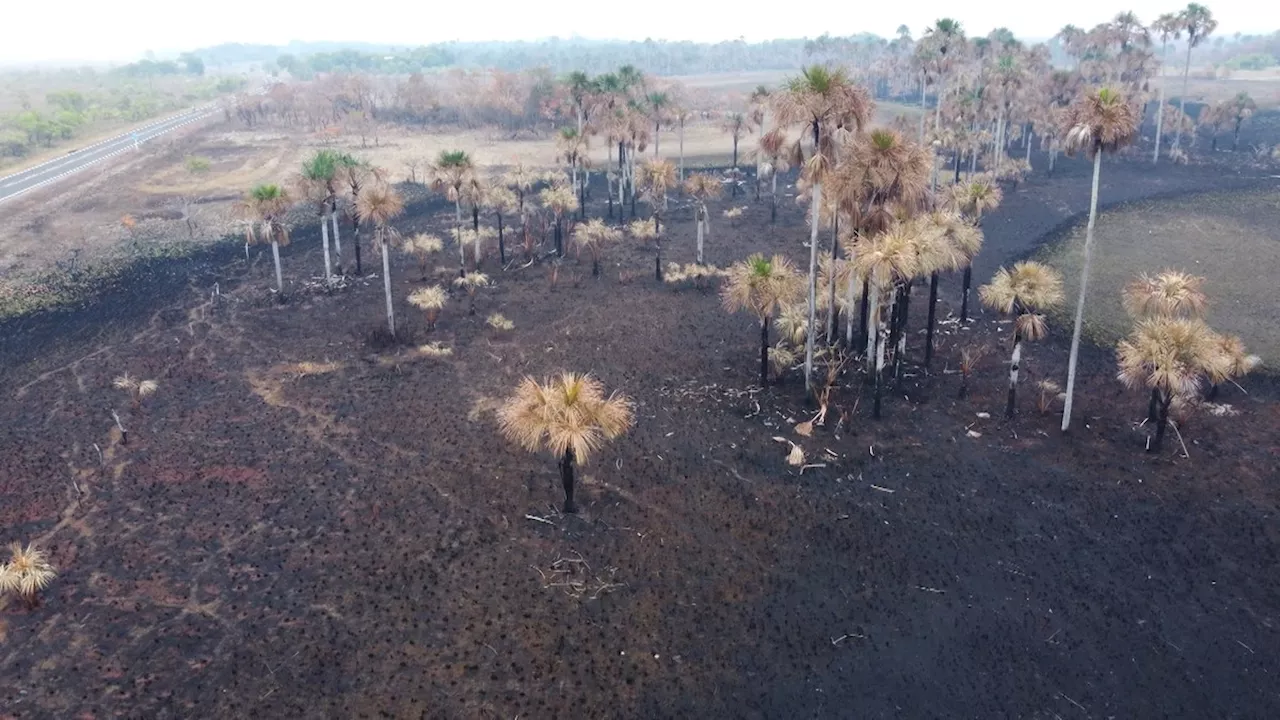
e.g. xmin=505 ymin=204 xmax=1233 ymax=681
xmin=1 ymin=151 xmax=1278 ymax=718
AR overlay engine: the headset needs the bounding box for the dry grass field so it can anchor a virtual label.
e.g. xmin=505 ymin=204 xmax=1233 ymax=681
xmin=1039 ymin=187 xmax=1280 ymax=365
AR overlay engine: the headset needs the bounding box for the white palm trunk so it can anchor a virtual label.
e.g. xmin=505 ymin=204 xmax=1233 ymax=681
xmin=330 ymin=209 xmax=342 ymax=259
xmin=679 ymin=119 xmax=685 ymax=181
xmin=803 ymin=182 xmax=821 ymax=395
xmin=381 ymin=241 xmax=395 ymax=336
xmin=1174 ymin=43 xmax=1193 ymax=150
xmin=1007 ymin=337 xmax=1022 ymax=416
xmin=695 ymin=208 xmax=705 ymax=264
xmin=865 ymin=279 xmax=880 ymax=369
xmin=1025 ymin=129 xmax=1033 ymax=166
xmin=1062 ymin=150 xmax=1103 ymax=431
xmin=320 ymin=216 xmax=332 ymax=281
xmin=271 ymin=240 xmax=283 ymax=293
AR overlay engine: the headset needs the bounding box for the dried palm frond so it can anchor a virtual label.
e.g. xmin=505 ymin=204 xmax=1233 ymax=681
xmin=1122 ymin=270 xmax=1208 ymax=319
xmin=486 ymin=313 xmax=515 ymax=331
xmin=137 ymin=380 xmax=159 ymax=398
xmin=453 ymin=273 xmax=491 ymax=293
xmin=539 ymin=184 xmax=579 ymax=216
xmin=407 ymin=286 xmax=448 ymax=311
xmin=356 ymin=182 xmax=405 ymax=227
xmin=416 ymin=342 xmax=453 ymax=358
xmin=723 ymin=207 xmax=744 ymax=219
xmin=1015 ymin=313 xmax=1050 ymax=342
xmin=1116 ymin=317 xmax=1220 ymax=398
xmin=979 ymin=262 xmax=1064 ymax=315
xmin=959 ymin=344 xmax=988 ymax=377
xmin=627 ymin=220 xmax=659 ymax=241
xmin=112 ymin=373 xmax=139 ymax=391
xmin=1035 ymin=380 xmax=1063 ymax=415
xmin=1063 ymin=87 xmax=1140 ymax=157
xmin=774 ymin=302 xmax=810 ymax=347
xmin=721 ymin=254 xmax=804 ymax=321
xmin=768 ymin=343 xmax=798 ymax=377
xmin=0 ymin=542 xmax=56 ymax=602
xmin=497 ymin=373 xmax=635 ymax=464
xmin=1212 ymin=333 xmax=1261 ymax=380
xmin=852 ymin=221 xmax=918 ymax=284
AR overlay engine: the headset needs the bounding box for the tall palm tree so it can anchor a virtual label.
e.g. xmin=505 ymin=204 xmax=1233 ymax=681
xmin=636 ymin=159 xmax=678 ymax=279
xmin=1151 ymin=13 xmax=1181 ymax=164
xmin=947 ymin=177 xmax=1002 ymax=322
xmin=0 ymin=542 xmax=57 ymax=609
xmin=335 ymin=154 xmax=382 ymax=275
xmin=773 ymin=65 xmax=873 ymax=395
xmin=853 ymin=221 xmax=918 ymax=418
xmin=684 ymin=173 xmax=723 ymax=265
xmin=498 ymin=373 xmax=634 ymax=514
xmin=646 ymin=91 xmax=670 ymax=156
xmin=539 ymin=184 xmax=579 ymax=258
xmin=565 ymin=70 xmax=594 ymax=135
xmin=242 ymin=184 xmax=290 ymax=298
xmin=979 ymin=261 xmax=1065 ymax=417
xmin=357 ymin=182 xmax=405 ymax=338
xmin=429 ymin=150 xmax=476 ymax=271
xmin=1060 ymin=87 xmax=1139 ymax=432
xmin=486 ymin=184 xmax=518 ymax=265
xmin=1117 ymin=317 xmax=1220 ymax=452
xmin=299 ymin=150 xmax=340 ymax=281
xmin=1122 ymin=269 xmax=1209 ymax=419
xmin=674 ymin=107 xmax=692 ymax=182
xmin=721 ymin=254 xmax=804 ymax=386
xmin=721 ymin=112 xmax=749 ymax=197
xmin=748 ymin=86 xmax=771 ymax=199
xmin=920 ymin=212 xmax=976 ymax=366
xmin=556 ymin=127 xmax=588 ymax=215
xmin=1226 ymin=92 xmax=1257 ymax=151
xmin=754 ymin=128 xmax=790 ymax=223
xmin=923 ymin=18 xmax=966 ymax=135
xmin=1172 ymin=4 xmax=1217 ymax=151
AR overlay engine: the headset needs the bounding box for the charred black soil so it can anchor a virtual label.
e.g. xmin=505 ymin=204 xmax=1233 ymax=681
xmin=2 ymin=154 xmax=1278 ymax=718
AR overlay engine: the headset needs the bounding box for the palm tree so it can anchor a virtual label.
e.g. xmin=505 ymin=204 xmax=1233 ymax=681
xmin=1122 ymin=270 xmax=1207 ymax=319
xmin=947 ymin=177 xmax=1002 ymax=322
xmin=503 ymin=162 xmax=537 ymax=226
xmin=407 ymin=285 xmax=447 ymax=330
xmin=335 ymin=154 xmax=382 ymax=274
xmin=1151 ymin=13 xmax=1182 ymax=164
xmin=1117 ymin=317 xmax=1220 ymax=452
xmin=773 ymin=65 xmax=873 ymax=395
xmin=573 ymin=219 xmax=622 ymax=277
xmin=298 ymin=150 xmax=340 ymax=281
xmin=556 ymin=127 xmax=589 ymax=216
xmin=748 ymin=86 xmax=771 ymax=199
xmin=1172 ymin=4 xmax=1217 ymax=151
xmin=979 ymin=262 xmax=1065 ymax=417
xmin=636 ymin=159 xmax=678 ymax=279
xmin=486 ymin=184 xmax=518 ymax=265
xmin=721 ymin=112 xmax=749 ymax=197
xmin=357 ymin=182 xmax=405 ymax=338
xmin=754 ymin=128 xmax=790 ymax=223
xmin=853 ymin=221 xmax=919 ymax=418
xmin=919 ymin=212 xmax=975 ymax=366
xmin=405 ymin=233 xmax=444 ymax=280
xmin=0 ymin=542 xmax=57 ymax=609
xmin=565 ymin=70 xmax=594 ymax=135
xmin=684 ymin=173 xmax=723 ymax=265
xmin=452 ymin=272 xmax=490 ymax=315
xmin=721 ymin=254 xmax=804 ymax=386
xmin=923 ymin=18 xmax=966 ymax=135
xmin=646 ymin=91 xmax=670 ymax=156
xmin=241 ymin=184 xmax=290 ymax=299
xmin=1060 ymin=87 xmax=1140 ymax=432
xmin=497 ymin=373 xmax=635 ymax=514
xmin=674 ymin=107 xmax=692 ymax=182
xmin=539 ymin=184 xmax=579 ymax=258
xmin=429 ymin=150 xmax=475 ymax=261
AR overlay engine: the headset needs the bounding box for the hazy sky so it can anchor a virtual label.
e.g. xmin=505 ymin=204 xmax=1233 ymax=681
xmin=4 ymin=0 xmax=1276 ymax=65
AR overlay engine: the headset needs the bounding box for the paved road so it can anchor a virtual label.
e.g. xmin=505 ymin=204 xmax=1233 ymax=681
xmin=0 ymin=105 xmax=218 ymax=205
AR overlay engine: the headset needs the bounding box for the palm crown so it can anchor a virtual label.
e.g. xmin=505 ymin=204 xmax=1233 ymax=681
xmin=721 ymin=253 xmax=804 ymax=320
xmin=498 ymin=373 xmax=635 ymax=464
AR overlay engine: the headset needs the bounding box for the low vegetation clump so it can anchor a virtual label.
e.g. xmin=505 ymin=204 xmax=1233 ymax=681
xmin=407 ymin=286 xmax=448 ymax=329
xmin=487 ymin=313 xmax=515 ymax=331
xmin=497 ymin=373 xmax=634 ymax=514
xmin=0 ymin=542 xmax=57 ymax=610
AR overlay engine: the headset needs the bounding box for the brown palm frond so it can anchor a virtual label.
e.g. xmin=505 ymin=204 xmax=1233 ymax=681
xmin=356 ymin=182 xmax=404 ymax=227
xmin=721 ymin=253 xmax=803 ymax=321
xmin=539 ymin=184 xmax=579 ymax=217
xmin=1063 ymin=86 xmax=1139 ymax=157
xmin=853 ymin=221 xmax=919 ymax=284
xmin=948 ymin=176 xmax=1003 ymax=218
xmin=1015 ymin=313 xmax=1050 ymax=342
xmin=683 ymin=173 xmax=724 ymax=201
xmin=1212 ymin=333 xmax=1261 ymax=380
xmin=1117 ymin=317 xmax=1220 ymax=397
xmin=626 ymin=220 xmax=659 ymax=241
xmin=407 ymin=285 xmax=448 ymax=311
xmin=497 ymin=373 xmax=634 ymax=464
xmin=1122 ymin=270 xmax=1207 ymax=319
xmin=979 ymin=261 xmax=1064 ymax=315
xmin=0 ymin=542 xmax=56 ymax=601
xmin=774 ymin=302 xmax=810 ymax=347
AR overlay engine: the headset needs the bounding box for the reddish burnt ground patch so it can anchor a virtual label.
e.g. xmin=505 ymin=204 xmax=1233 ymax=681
xmin=1 ymin=152 xmax=1279 ymax=718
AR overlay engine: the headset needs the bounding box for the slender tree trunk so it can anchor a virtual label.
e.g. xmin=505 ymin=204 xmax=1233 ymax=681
xmin=1006 ymin=334 xmax=1022 ymax=418
xmin=759 ymin=318 xmax=770 ymax=386
xmin=865 ymin=278 xmax=879 ymax=376
xmin=555 ymin=218 xmax=563 ymax=257
xmin=497 ymin=213 xmax=506 ymax=264
xmin=381 ymin=241 xmax=395 ymax=338
xmin=924 ymin=271 xmax=939 ymax=367
xmin=954 ymin=149 xmax=963 ymax=183
xmin=271 ymin=240 xmax=284 ymax=296
xmin=731 ymin=137 xmax=739 ymax=198
xmin=1025 ymin=129 xmax=1033 ymax=167
xmin=559 ymin=448 xmax=578 ymax=513
xmin=1154 ymin=81 xmax=1167 ymax=163
xmin=858 ymin=278 xmax=870 ymax=352
xmin=1147 ymin=387 xmax=1160 ymax=423
xmin=352 ymin=217 xmax=363 ymax=275
xmin=1062 ymin=150 xmax=1103 ymax=432
xmin=1174 ymin=44 xmax=1193 ymax=150
xmin=826 ymin=217 xmax=839 ymax=345
xmin=804 ymin=182 xmax=821 ymax=396
xmin=919 ymin=72 xmax=927 ymax=142
xmin=1049 ymin=138 xmax=1058 ymax=174
xmin=1150 ymin=392 xmax=1172 ymax=452
xmin=472 ymin=205 xmax=480 ymax=232
xmin=320 ymin=215 xmax=332 ymax=282
xmin=844 ymin=268 xmax=858 ymax=347
xmin=1211 ymin=135 xmax=1218 ymax=152
xmin=894 ymin=281 xmax=912 ymax=381
xmin=873 ymin=296 xmax=888 ymax=419
xmin=770 ymin=172 xmax=778 ymax=223
xmin=679 ymin=119 xmax=685 ymax=182
xmin=655 ymin=121 xmax=660 ymax=156
xmin=935 ymin=76 xmax=944 ymax=135
xmin=655 ymin=238 xmax=663 ymax=282
xmin=331 ymin=207 xmax=342 ymax=264
xmin=960 ymin=265 xmax=973 ymax=322
xmin=1233 ymin=121 xmax=1242 ymax=151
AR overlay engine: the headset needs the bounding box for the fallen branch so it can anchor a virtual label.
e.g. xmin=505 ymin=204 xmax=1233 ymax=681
xmin=524 ymin=514 xmax=556 ymax=526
